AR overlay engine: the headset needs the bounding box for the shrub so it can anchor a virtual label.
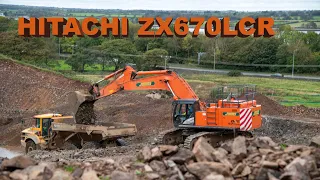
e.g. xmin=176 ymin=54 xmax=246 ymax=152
xmin=227 ymin=70 xmax=242 ymax=77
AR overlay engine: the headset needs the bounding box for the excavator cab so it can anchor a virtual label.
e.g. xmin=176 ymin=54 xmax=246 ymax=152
xmin=172 ymin=100 xmax=200 ymax=127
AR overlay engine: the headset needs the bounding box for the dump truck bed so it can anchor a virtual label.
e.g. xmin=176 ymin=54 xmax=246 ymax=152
xmin=52 ymin=122 xmax=137 ymax=142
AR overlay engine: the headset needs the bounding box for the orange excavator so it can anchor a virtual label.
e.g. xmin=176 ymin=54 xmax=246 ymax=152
xmin=73 ymin=65 xmax=262 ymax=149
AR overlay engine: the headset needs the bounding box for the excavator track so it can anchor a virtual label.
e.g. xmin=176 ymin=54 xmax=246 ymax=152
xmin=183 ymin=131 xmax=253 ymax=149
xmin=183 ymin=132 xmax=219 ymax=149
xmin=157 ymin=128 xmax=184 ymax=145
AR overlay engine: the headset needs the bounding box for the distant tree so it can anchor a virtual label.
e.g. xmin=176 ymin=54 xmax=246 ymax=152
xmin=100 ymin=39 xmax=137 ymax=70
xmin=182 ymin=34 xmax=193 ymax=58
xmin=0 ymin=17 xmax=11 ymax=32
xmin=0 ymin=31 xmax=57 ymax=64
xmin=140 ymin=48 xmax=168 ymax=70
xmin=66 ymin=49 xmax=95 ymax=72
xmin=304 ymin=22 xmax=317 ymax=29
xmin=303 ymin=32 xmax=320 ymax=52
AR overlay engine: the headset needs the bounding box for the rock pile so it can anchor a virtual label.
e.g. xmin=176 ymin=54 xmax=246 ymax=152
xmin=0 ymin=136 xmax=319 ymax=180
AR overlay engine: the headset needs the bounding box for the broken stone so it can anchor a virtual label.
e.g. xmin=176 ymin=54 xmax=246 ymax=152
xmin=192 ymin=137 xmax=215 ymax=162
xmin=1 ymin=156 xmax=36 ymax=171
xmin=137 ymin=146 xmax=152 ymax=162
xmin=259 ymin=148 xmax=274 ymax=155
xmin=149 ymin=160 xmax=166 ymax=172
xmin=144 ymin=165 xmax=153 ymax=172
xmin=169 ymin=148 xmax=194 ymax=164
xmin=255 ymin=137 xmax=277 ymax=148
xmin=268 ymin=172 xmax=279 ymax=180
xmin=146 ymin=93 xmax=162 ymax=100
xmin=165 ymin=160 xmax=184 ymax=180
xmin=159 ymin=145 xmax=178 ymax=155
xmin=9 ymin=170 xmax=28 ymax=180
xmin=151 ymin=147 xmax=162 ymax=160
xmin=310 ymin=135 xmax=320 ymax=148
xmin=257 ymin=168 xmax=281 ymax=180
xmin=235 ymin=165 xmax=251 ymax=178
xmin=220 ymin=140 xmax=232 ymax=153
xmin=51 ymin=169 xmax=71 ymax=180
xmin=42 ymin=167 xmax=54 ymax=180
xmin=23 ymin=164 xmax=47 ymax=179
xmin=184 ymin=172 xmax=197 ymax=180
xmin=232 ymin=136 xmax=247 ymax=161
xmin=72 ymin=168 xmax=83 ymax=178
xmin=281 ymin=157 xmax=310 ymax=180
xmin=146 ymin=173 xmax=160 ymax=179
xmin=212 ymin=149 xmax=233 ymax=169
xmin=81 ymin=168 xmax=99 ymax=180
xmin=232 ymin=163 xmax=245 ymax=175
xmin=262 ymin=161 xmax=279 ymax=169
xmin=111 ymin=170 xmax=133 ymax=180
xmin=103 ymin=158 xmax=115 ymax=165
xmin=204 ymin=173 xmax=225 ymax=180
xmin=284 ymin=145 xmax=303 ymax=153
xmin=187 ymin=162 xmax=231 ymax=179
xmin=277 ymin=159 xmax=287 ymax=168
xmin=300 ymin=149 xmax=312 ymax=157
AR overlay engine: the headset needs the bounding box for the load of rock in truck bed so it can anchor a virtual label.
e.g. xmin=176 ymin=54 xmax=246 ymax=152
xmin=1 ymin=135 xmax=319 ymax=180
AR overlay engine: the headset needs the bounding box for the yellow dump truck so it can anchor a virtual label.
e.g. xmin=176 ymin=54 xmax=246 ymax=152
xmin=21 ymin=113 xmax=137 ymax=153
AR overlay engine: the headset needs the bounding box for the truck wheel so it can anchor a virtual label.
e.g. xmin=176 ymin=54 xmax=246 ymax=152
xmin=25 ymin=140 xmax=37 ymax=153
xmin=116 ymin=139 xmax=127 ymax=146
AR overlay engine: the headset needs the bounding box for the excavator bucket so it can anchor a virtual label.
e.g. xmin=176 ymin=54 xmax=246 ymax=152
xmin=67 ymin=91 xmax=97 ymax=124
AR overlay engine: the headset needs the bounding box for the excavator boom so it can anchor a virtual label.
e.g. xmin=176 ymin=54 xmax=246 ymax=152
xmin=72 ymin=66 xmax=203 ymax=124
xmin=91 ymin=66 xmax=199 ymax=100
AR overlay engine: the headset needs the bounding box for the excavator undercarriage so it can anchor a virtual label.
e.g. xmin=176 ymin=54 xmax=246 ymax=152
xmin=157 ymin=128 xmax=253 ymax=149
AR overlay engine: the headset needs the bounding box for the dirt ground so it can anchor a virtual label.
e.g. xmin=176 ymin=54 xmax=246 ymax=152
xmin=0 ymin=58 xmax=319 ymax=152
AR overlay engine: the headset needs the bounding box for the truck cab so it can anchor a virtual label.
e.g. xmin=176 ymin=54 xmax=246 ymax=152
xmin=21 ymin=113 xmax=63 ymax=153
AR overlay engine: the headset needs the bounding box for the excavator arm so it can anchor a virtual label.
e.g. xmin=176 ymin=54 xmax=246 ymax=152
xmin=90 ymin=66 xmax=199 ymax=101
xmin=71 ymin=66 xmax=205 ymax=124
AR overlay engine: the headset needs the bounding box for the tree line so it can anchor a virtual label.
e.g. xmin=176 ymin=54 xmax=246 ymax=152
xmin=0 ymin=17 xmax=319 ymax=74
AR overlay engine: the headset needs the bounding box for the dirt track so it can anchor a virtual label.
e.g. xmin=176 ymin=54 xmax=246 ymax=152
xmin=0 ymin=58 xmax=319 ymax=150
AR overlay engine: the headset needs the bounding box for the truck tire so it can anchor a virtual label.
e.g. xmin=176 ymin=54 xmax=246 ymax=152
xmin=116 ymin=139 xmax=127 ymax=146
xmin=25 ymin=140 xmax=37 ymax=154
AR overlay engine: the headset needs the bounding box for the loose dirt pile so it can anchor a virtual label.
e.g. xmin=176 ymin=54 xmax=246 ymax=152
xmin=0 ymin=60 xmax=88 ymax=146
xmin=1 ymin=136 xmax=319 ymax=180
xmin=255 ymin=94 xmax=320 ymax=120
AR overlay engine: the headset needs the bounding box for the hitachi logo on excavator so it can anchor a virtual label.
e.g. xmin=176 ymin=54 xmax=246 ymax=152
xmin=136 ymin=82 xmax=155 ymax=87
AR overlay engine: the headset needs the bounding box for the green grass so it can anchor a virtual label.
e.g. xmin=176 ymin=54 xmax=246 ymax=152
xmin=313 ymin=16 xmax=320 ymax=21
xmin=64 ymin=165 xmax=75 ymax=173
xmin=287 ymin=21 xmax=320 ymax=28
xmin=181 ymin=73 xmax=320 ymax=108
xmin=0 ymin=54 xmax=89 ymax=83
xmin=70 ymin=13 xmax=106 ymax=16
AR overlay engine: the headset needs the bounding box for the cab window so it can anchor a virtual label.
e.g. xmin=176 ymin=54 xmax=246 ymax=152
xmin=175 ymin=104 xmax=194 ymax=119
xmin=42 ymin=118 xmax=51 ymax=137
xmin=35 ymin=118 xmax=41 ymax=128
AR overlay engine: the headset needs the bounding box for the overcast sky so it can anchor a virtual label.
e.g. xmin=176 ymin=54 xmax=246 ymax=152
xmin=1 ymin=0 xmax=320 ymax=11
